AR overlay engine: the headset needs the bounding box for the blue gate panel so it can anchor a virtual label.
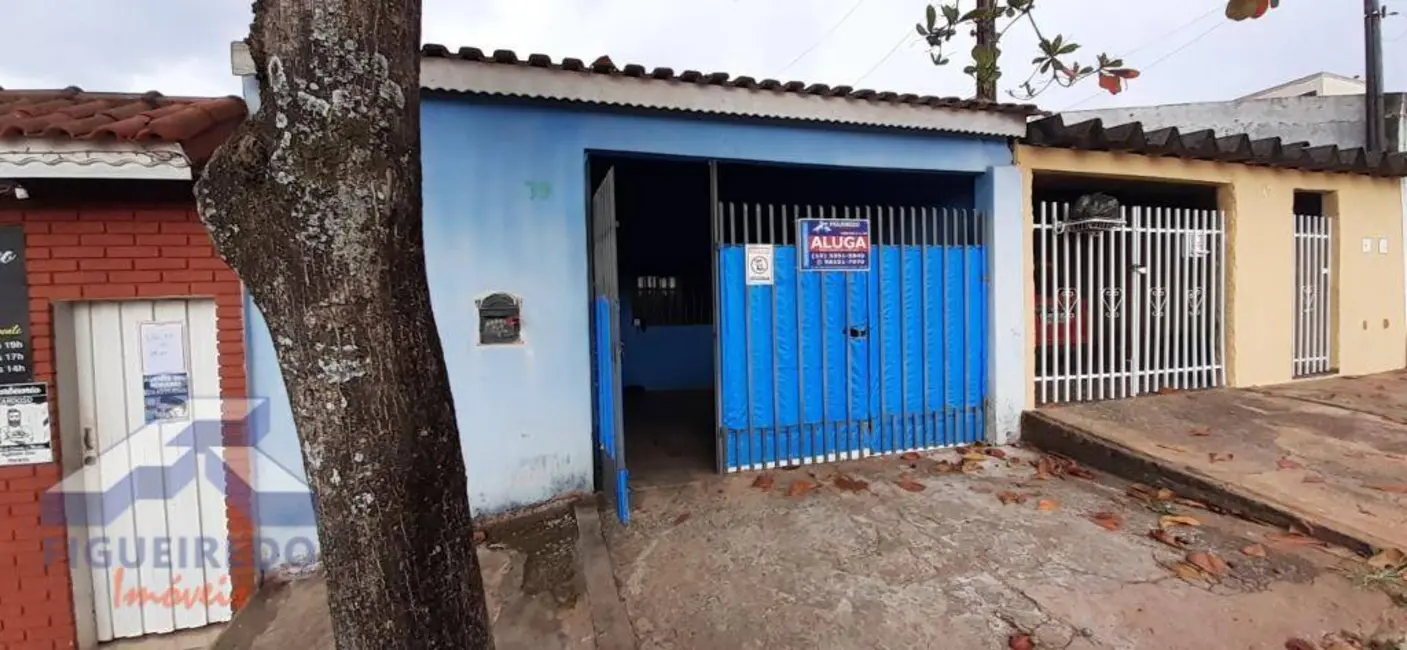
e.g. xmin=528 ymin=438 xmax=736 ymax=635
xmin=594 ymin=297 xmax=615 ymax=460
xmin=718 ymin=206 xmax=987 ymax=472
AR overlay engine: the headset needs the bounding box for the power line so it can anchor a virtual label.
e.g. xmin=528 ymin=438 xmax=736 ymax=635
xmin=774 ymin=0 xmax=871 ymax=77
xmin=1061 ymin=11 xmax=1226 ymax=111
xmin=853 ymin=30 xmax=912 ymax=86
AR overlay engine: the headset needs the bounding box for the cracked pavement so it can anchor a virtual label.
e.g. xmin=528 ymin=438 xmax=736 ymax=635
xmin=603 ymin=448 xmax=1406 ymax=649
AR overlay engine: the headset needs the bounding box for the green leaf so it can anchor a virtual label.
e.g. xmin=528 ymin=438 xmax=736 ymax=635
xmin=941 ymin=4 xmax=959 ymax=24
xmin=926 ymin=4 xmax=938 ymax=29
xmin=1057 ymin=42 xmax=1079 ymax=55
xmin=916 ymin=23 xmax=928 ymax=36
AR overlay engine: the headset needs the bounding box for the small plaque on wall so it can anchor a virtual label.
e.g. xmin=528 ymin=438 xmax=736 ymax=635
xmin=477 ymin=293 xmax=522 ymax=345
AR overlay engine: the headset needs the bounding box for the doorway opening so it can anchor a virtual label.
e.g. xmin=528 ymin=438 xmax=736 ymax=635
xmin=589 ymin=155 xmax=716 ymax=488
xmin=588 ymin=153 xmax=985 ymax=518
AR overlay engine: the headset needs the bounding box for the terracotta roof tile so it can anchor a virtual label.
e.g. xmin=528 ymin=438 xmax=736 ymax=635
xmin=0 ymin=87 xmax=247 ymax=164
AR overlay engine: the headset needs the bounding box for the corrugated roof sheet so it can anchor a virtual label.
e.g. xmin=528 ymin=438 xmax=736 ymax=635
xmin=1027 ymin=114 xmax=1407 ymax=177
xmin=418 ymin=45 xmax=1036 ymax=136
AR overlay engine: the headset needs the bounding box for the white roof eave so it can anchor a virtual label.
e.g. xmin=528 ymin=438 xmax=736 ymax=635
xmin=0 ymin=139 xmax=193 ymax=181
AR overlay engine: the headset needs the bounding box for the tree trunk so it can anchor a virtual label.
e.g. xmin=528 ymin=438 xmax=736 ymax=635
xmin=193 ymin=1 xmax=493 ymax=648
xmin=974 ymin=0 xmax=998 ymax=101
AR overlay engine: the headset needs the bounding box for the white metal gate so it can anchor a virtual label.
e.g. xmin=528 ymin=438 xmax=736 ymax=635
xmin=1293 ymin=213 xmax=1334 ymax=377
xmin=1034 ymin=203 xmax=1226 ymax=404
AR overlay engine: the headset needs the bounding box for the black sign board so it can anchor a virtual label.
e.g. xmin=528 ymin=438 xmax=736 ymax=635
xmin=0 ymin=226 xmax=33 ymax=384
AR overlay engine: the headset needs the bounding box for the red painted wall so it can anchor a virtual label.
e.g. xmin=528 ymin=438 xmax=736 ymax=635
xmin=0 ymin=202 xmax=252 ymax=650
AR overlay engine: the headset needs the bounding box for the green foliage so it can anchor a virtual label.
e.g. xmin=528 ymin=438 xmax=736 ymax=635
xmin=915 ymin=0 xmax=1137 ymax=100
xmin=914 ymin=0 xmax=1278 ymax=100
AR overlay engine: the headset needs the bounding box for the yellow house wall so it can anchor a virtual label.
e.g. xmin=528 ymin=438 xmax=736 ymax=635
xmin=1016 ymin=145 xmax=1405 ymax=409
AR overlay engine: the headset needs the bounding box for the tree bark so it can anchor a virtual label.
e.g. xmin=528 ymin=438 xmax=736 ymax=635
xmin=974 ymin=0 xmax=998 ymax=101
xmin=193 ymin=1 xmax=492 ymax=648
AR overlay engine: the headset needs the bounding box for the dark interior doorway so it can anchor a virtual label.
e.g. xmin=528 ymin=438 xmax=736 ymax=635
xmin=590 ymin=154 xmax=716 ymax=487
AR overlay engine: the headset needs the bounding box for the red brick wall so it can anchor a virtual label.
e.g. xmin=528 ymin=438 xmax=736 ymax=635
xmin=0 ymin=203 xmax=253 ymax=649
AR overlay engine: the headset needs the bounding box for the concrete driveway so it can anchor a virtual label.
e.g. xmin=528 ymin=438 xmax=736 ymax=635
xmin=1025 ymin=371 xmax=1407 ymax=553
xmin=603 ymin=449 xmax=1404 ymax=650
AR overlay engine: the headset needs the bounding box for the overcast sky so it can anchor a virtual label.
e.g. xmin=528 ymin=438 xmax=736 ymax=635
xmin=1 ymin=0 xmax=1403 ymax=113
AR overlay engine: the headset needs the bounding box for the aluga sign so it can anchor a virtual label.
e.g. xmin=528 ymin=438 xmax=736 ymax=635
xmin=797 ymin=218 xmax=871 ymax=272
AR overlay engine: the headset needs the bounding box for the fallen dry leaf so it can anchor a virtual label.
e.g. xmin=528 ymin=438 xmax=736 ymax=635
xmin=752 ymin=474 xmax=775 ymax=491
xmin=900 ymin=451 xmax=922 ymax=461
xmin=997 ymin=491 xmax=1027 ymax=505
xmin=1170 ymin=562 xmax=1206 ymax=582
xmin=1091 ymin=511 xmax=1124 ymax=531
xmin=1302 ymin=475 xmax=1326 ymax=484
xmin=1366 ymin=548 xmax=1406 ymax=570
xmin=1034 ymin=457 xmax=1054 ymax=480
xmin=1037 ymin=499 xmax=1059 ymax=512
xmin=1187 ymin=427 xmax=1212 ymax=437
xmin=833 ymin=475 xmax=870 ymax=493
xmin=931 ymin=460 xmax=958 ymax=474
xmin=1186 ymin=551 xmax=1228 ymax=576
xmin=1008 ymin=633 xmax=1034 ymax=650
xmin=1159 ymin=515 xmax=1202 ymax=530
xmin=897 ymin=476 xmax=927 ymax=492
xmin=1367 ymin=483 xmax=1407 ymax=494
xmin=1265 ymin=531 xmax=1324 ymax=547
xmin=1175 ymin=498 xmax=1210 ymax=510
xmin=1284 ymin=638 xmax=1320 ymax=650
xmin=1128 ymin=484 xmax=1176 ymax=503
xmin=982 ymin=448 xmax=1008 ymax=460
xmin=1277 ymin=457 xmax=1305 ymax=470
xmin=962 ymin=452 xmax=988 ymax=462
xmin=1066 ymin=465 xmax=1097 ymax=480
xmin=673 ymin=513 xmax=692 ymax=525
xmin=1241 ymin=544 xmax=1268 ymax=558
xmin=1148 ymin=529 xmax=1184 ymax=548
xmin=1157 ymin=443 xmax=1192 ymax=453
xmin=787 ymin=480 xmax=814 ymax=497
xmin=1209 ymin=453 xmax=1235 ymax=463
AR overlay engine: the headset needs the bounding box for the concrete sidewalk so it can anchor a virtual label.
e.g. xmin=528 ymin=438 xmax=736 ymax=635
xmin=605 ymin=450 xmax=1403 ymax=650
xmin=209 ymin=501 xmax=629 ymax=649
xmin=1024 ymin=376 xmax=1407 ymax=554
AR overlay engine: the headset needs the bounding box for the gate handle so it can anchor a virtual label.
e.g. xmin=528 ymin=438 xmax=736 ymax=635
xmin=847 ymin=327 xmax=869 ymax=339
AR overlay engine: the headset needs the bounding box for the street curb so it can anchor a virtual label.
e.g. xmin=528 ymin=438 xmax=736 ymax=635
xmin=574 ymin=500 xmax=637 ymax=650
xmin=1020 ymin=409 xmax=1376 ymax=557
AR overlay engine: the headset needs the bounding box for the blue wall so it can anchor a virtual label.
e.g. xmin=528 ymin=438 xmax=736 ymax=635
xmin=244 ymin=95 xmax=1017 ymax=520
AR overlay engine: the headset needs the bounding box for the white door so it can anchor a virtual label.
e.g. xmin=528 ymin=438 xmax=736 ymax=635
xmin=66 ymin=300 xmax=232 ymax=641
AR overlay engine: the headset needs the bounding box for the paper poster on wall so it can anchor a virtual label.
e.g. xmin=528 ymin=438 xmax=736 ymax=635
xmin=144 ymin=372 xmax=190 ymax=423
xmin=745 ymin=244 xmax=774 ymax=285
xmin=0 ymin=382 xmax=52 ymax=466
xmin=140 ymin=321 xmax=190 ymax=423
xmin=141 ymin=321 xmax=187 ymax=375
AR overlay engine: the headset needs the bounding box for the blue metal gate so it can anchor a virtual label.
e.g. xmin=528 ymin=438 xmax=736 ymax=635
xmin=591 ymin=168 xmax=629 ymax=522
xmin=716 ymin=203 xmax=988 ymax=472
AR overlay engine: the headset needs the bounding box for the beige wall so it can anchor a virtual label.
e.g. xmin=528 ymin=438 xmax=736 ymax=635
xmin=1017 ymin=145 xmax=1405 ymax=407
